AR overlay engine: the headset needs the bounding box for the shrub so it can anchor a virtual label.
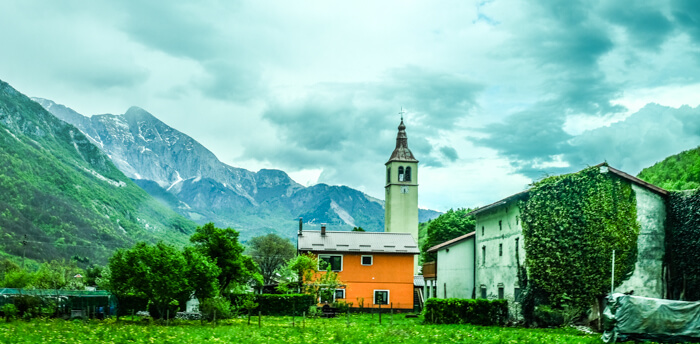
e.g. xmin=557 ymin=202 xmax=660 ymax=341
xmin=200 ymin=297 xmax=232 ymax=321
xmin=2 ymin=304 xmax=19 ymax=322
xmin=116 ymin=295 xmax=149 ymax=317
xmin=13 ymin=295 xmax=41 ymax=319
xmin=227 ymin=294 xmax=316 ymax=316
xmin=534 ymin=305 xmax=566 ymax=327
xmin=423 ymin=298 xmax=508 ymax=325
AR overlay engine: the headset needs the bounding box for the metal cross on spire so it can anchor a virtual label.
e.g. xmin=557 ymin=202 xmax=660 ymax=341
xmin=399 ymin=107 xmax=406 ymax=121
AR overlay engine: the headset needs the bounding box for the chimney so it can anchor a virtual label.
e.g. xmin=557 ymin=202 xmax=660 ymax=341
xmin=298 ymin=218 xmax=303 ymax=236
xmin=321 ymin=223 xmax=327 ymax=236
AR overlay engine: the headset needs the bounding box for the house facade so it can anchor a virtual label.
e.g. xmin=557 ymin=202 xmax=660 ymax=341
xmin=426 ymin=164 xmax=668 ymax=317
xmin=297 ymin=227 xmax=419 ymax=310
xmin=424 ymin=232 xmax=475 ymax=300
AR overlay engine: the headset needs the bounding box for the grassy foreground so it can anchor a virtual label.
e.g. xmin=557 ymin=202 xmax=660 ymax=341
xmin=0 ymin=314 xmax=600 ymax=344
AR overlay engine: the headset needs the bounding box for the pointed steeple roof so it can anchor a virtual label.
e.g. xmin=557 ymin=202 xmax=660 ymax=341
xmin=387 ymin=118 xmax=418 ymax=164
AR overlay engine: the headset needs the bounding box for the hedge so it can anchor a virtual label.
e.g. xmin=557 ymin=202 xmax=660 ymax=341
xmin=423 ymin=298 xmax=508 ymax=325
xmin=227 ymin=294 xmax=316 ymax=316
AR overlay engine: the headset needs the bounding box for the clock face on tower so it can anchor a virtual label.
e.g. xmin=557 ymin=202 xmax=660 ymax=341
xmin=401 ymin=186 xmax=409 ymax=194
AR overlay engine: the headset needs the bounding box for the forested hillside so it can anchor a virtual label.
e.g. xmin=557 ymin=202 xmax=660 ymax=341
xmin=0 ymin=80 xmax=195 ymax=265
xmin=637 ymin=146 xmax=700 ymax=190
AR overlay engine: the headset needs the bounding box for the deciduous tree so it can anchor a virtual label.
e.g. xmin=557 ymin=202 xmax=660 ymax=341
xmin=247 ymin=234 xmax=295 ymax=285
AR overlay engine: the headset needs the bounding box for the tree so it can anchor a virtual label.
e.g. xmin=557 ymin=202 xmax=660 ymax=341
xmin=190 ymin=223 xmax=259 ymax=293
xmin=420 ymin=208 xmax=476 ymax=263
xmin=351 ymin=227 xmax=365 ymax=232
xmin=278 ymin=252 xmax=343 ymax=302
xmin=106 ymin=242 xmax=220 ymax=319
xmin=247 ymin=234 xmax=296 ymax=285
xmin=32 ymin=260 xmax=84 ymax=290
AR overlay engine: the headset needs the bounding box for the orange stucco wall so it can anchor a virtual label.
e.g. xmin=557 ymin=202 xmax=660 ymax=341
xmin=313 ymin=253 xmax=415 ymax=309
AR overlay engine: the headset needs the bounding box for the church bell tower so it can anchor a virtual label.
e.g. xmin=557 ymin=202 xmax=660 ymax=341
xmin=385 ymin=115 xmax=419 ymax=248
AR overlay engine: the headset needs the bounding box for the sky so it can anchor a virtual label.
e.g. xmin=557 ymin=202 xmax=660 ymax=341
xmin=2 ymin=0 xmax=700 ymax=212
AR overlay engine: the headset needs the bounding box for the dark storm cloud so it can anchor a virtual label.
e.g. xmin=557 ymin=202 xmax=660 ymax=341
xmin=671 ymin=0 xmax=700 ymax=45
xmin=473 ymin=0 xmax=700 ymax=177
xmin=116 ymin=1 xmax=224 ymax=60
xmin=601 ymin=3 xmax=673 ymax=50
xmin=114 ymin=1 xmax=261 ymax=102
xmin=249 ymin=66 xmax=482 ymax=185
xmin=439 ymin=146 xmax=459 ymax=162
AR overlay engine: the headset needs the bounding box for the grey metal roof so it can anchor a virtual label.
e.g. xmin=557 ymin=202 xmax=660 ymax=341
xmin=426 ymin=231 xmax=475 ymax=253
xmin=298 ymin=230 xmax=419 ymax=254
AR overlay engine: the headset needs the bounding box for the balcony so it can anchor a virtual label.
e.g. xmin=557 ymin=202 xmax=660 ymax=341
xmin=422 ymin=261 xmax=436 ymax=279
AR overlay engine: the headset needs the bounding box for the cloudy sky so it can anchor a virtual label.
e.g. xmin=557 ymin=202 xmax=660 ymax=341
xmin=2 ymin=1 xmax=700 ymax=212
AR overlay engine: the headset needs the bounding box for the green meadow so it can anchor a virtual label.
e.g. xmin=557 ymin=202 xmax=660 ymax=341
xmin=0 ymin=314 xmax=602 ymax=344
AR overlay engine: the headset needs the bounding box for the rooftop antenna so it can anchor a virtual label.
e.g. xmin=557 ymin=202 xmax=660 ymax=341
xmin=399 ymin=107 xmax=406 ymax=121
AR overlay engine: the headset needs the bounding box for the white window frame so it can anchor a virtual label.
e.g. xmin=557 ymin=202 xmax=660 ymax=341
xmin=334 ymin=288 xmax=345 ymax=300
xmin=318 ymin=254 xmax=343 ymax=272
xmin=361 ymin=255 xmax=373 ymax=266
xmin=373 ymin=289 xmax=390 ymax=305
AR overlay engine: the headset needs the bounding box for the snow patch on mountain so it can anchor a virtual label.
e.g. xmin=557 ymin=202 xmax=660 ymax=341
xmin=167 ymin=170 xmax=183 ymax=191
xmin=80 ymin=166 xmax=126 ymax=187
xmin=330 ymin=200 xmax=356 ymax=227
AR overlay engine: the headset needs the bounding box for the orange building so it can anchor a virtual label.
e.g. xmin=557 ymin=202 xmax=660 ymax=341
xmin=297 ymin=227 xmax=419 ymax=310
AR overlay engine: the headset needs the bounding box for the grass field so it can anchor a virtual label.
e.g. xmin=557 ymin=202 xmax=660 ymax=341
xmin=0 ymin=314 xmax=601 ymax=344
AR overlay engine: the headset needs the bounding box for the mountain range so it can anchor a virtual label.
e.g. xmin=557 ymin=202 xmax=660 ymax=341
xmin=33 ymin=98 xmax=441 ymax=241
xmin=0 ymin=80 xmax=194 ymax=265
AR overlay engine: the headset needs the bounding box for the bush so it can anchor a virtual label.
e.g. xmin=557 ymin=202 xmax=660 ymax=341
xmin=423 ymin=298 xmax=508 ymax=325
xmin=13 ymin=295 xmax=41 ymax=319
xmin=227 ymin=294 xmax=316 ymax=316
xmin=116 ymin=295 xmax=149 ymax=317
xmin=2 ymin=304 xmax=19 ymax=322
xmin=200 ymin=297 xmax=232 ymax=321
xmin=534 ymin=305 xmax=565 ymax=327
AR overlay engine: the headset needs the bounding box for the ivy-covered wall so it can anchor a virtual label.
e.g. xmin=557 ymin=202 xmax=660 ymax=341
xmin=520 ymin=166 xmax=640 ymax=309
xmin=666 ymin=189 xmax=700 ymax=301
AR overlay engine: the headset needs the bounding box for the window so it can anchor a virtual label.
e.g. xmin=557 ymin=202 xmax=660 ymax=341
xmin=398 ymin=166 xmax=405 ymax=181
xmin=480 ymin=286 xmax=487 ymax=299
xmin=514 ymin=288 xmax=522 ymax=303
xmin=482 ymin=246 xmax=486 ymax=265
xmin=386 ymin=167 xmax=390 ymax=184
xmin=499 ymin=243 xmax=503 ymax=257
xmin=499 ymin=220 xmax=502 ymax=230
xmin=319 ymin=255 xmax=342 ymax=271
xmin=361 ymin=255 xmax=373 ymax=266
xmin=432 ymin=285 xmax=436 ymax=298
xmin=516 ymin=215 xmax=519 ymax=225
xmin=374 ymin=290 xmax=389 ymax=305
xmin=405 ymin=166 xmax=412 ymax=181
xmin=334 ymin=289 xmax=345 ymax=300
xmin=481 ymin=226 xmax=484 ymax=236
xmin=515 ymin=238 xmax=519 ymax=254
xmin=498 ymin=286 xmax=504 ymax=300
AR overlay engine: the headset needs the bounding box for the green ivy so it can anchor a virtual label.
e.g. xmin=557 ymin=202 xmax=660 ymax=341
xmin=520 ymin=165 xmax=639 ymax=309
xmin=666 ymin=189 xmax=700 ymax=301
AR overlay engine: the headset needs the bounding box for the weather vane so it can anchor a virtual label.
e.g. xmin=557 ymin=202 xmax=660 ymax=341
xmin=399 ymin=107 xmax=406 ymax=121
